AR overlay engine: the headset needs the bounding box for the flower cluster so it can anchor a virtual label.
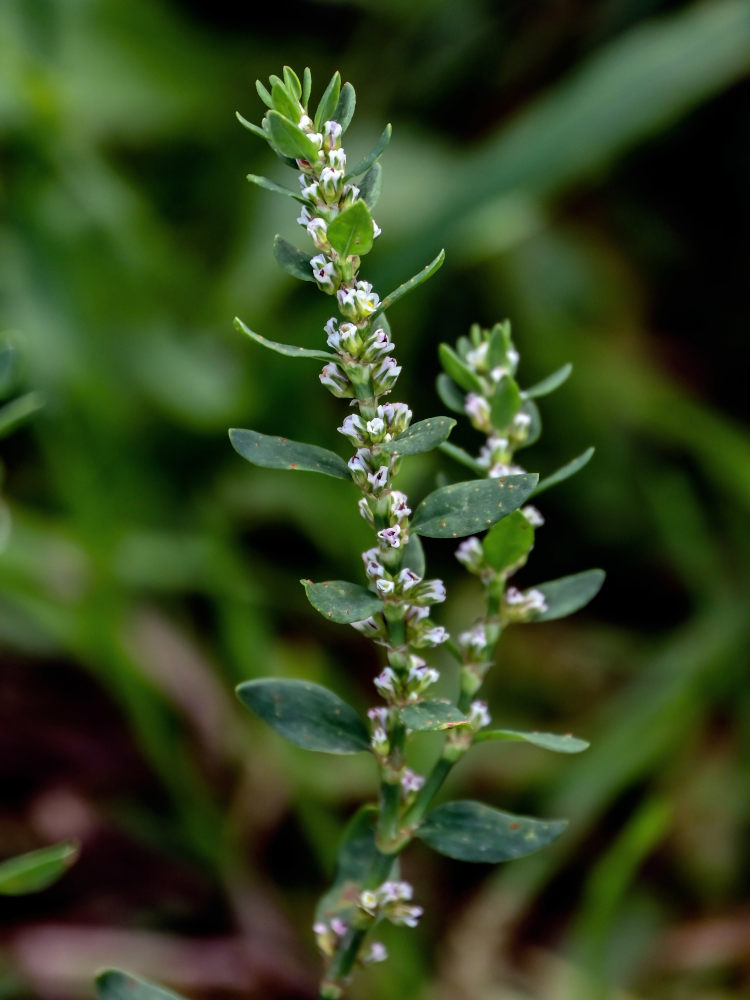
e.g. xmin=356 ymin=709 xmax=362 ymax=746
xmin=358 ymin=880 xmax=423 ymax=928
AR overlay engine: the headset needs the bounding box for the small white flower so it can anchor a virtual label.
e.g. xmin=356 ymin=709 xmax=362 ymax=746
xmin=465 ymin=342 xmax=489 ymax=371
xmin=522 ymin=505 xmax=545 ymax=527
xmin=362 ymin=547 xmax=386 ymax=579
xmin=367 ymin=706 xmax=389 ymax=728
xmin=338 ymin=413 xmax=366 ymax=444
xmin=327 ymin=148 xmax=346 ymax=171
xmin=359 ymin=889 xmax=379 ymax=914
xmin=298 ymin=115 xmax=314 ymax=131
xmin=455 ymin=537 xmax=484 ymax=573
xmin=300 ymin=180 xmax=320 ymax=202
xmin=373 ymin=220 xmax=382 ymax=239
xmin=389 ymin=491 xmax=412 ymax=522
xmin=366 ymin=416 xmax=387 ymax=439
xmin=296 ymin=204 xmax=312 ymax=227
xmin=465 ymin=393 xmax=491 ymax=429
xmin=351 ymin=616 xmax=382 ymax=636
xmin=310 ymin=254 xmax=336 ymax=290
xmin=330 ymin=917 xmax=348 ymax=937
xmin=513 ymin=411 xmax=532 ymax=429
xmin=306 ymin=216 xmax=328 ymax=249
xmin=348 ymin=451 xmax=370 ymax=476
xmin=419 ymin=625 xmax=449 ymax=647
xmin=358 ymin=497 xmax=374 ymax=523
xmin=507 ymin=347 xmax=520 ymax=369
xmin=459 ymin=624 xmax=487 ymax=657
xmin=488 ymin=462 xmax=525 ymax=478
xmin=375 ymin=578 xmax=395 ymax=596
xmin=414 ymin=579 xmax=447 ymax=604
xmin=468 ymin=700 xmax=491 ymax=730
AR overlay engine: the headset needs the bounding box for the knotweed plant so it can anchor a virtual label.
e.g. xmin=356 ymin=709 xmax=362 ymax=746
xmin=95 ymin=67 xmax=604 ymax=1000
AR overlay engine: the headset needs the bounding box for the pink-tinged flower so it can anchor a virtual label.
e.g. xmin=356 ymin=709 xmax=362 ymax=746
xmin=320 ymin=166 xmax=344 ymax=202
xmin=389 ymin=491 xmax=412 ymax=522
xmin=400 ymin=768 xmax=425 ymax=795
xmin=320 ymin=361 xmax=352 ymax=397
xmin=362 ymin=328 xmax=395 ymax=362
xmin=455 ymin=536 xmax=484 ymax=573
xmin=306 ymin=216 xmax=328 ymax=250
xmin=337 ymin=413 xmax=366 ymax=445
xmin=323 ymin=120 xmax=342 ymax=146
xmin=367 ymin=706 xmax=390 ymax=729
xmin=296 ymin=204 xmax=312 ymax=227
xmin=377 ymin=525 xmax=402 ymax=549
xmin=330 ymin=917 xmax=348 ymax=937
xmin=414 ymin=579 xmax=446 ymax=605
xmin=367 ymin=465 xmax=390 ymax=492
xmin=465 ymin=393 xmax=491 ymax=430
xmin=373 ymin=667 xmax=398 ymax=698
xmin=363 ymin=942 xmax=387 ymax=964
xmin=397 ymin=568 xmax=421 ymax=592
xmin=362 ymin=546 xmax=386 ymax=580
xmin=372 ymin=357 xmax=401 ymax=394
xmin=417 ymin=625 xmax=449 ymax=647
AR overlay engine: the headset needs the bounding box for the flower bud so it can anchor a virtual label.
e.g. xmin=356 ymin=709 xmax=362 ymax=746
xmin=361 ymin=328 xmax=394 ymax=362
xmin=367 ymin=465 xmax=390 ymax=494
xmin=412 ymin=578 xmax=447 ymax=605
xmin=323 ymin=120 xmax=342 ymax=148
xmin=319 ymin=166 xmax=344 ymax=203
xmin=327 ymin=148 xmax=346 ymax=171
xmin=337 ymin=413 xmax=366 ymax=446
xmin=306 ymin=216 xmax=329 ymax=250
xmin=468 ymin=699 xmax=491 ymax=730
xmin=465 ymin=392 xmax=491 ymax=432
xmin=503 ymin=586 xmax=547 ymax=622
xmin=320 ymin=360 xmax=353 ymax=397
xmin=371 ymin=357 xmax=401 ymax=395
xmin=455 ymin=537 xmax=485 ymax=575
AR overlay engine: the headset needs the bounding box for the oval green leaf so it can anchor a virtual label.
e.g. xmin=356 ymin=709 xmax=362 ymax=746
xmin=381 ymin=416 xmax=455 ymax=457
xmin=402 ymin=533 xmax=426 ymax=578
xmin=246 ymin=173 xmax=302 ymax=201
xmin=359 ymin=162 xmax=382 ymax=210
xmin=417 ymin=801 xmax=567 ymax=863
xmin=301 ymin=579 xmax=384 ymax=623
xmin=96 ymin=971 xmax=187 ymax=1000
xmin=229 ymin=428 xmax=350 ymax=479
xmin=234 ymin=318 xmax=335 ymax=361
xmin=0 ymin=841 xmax=78 ymax=895
xmin=327 ymin=201 xmax=374 ymax=258
xmin=525 ymin=363 xmax=573 ymax=399
xmin=373 ymin=249 xmax=445 ymax=319
xmin=236 ymin=678 xmax=370 ymax=753
xmin=438 ymin=343 xmax=483 ymax=394
xmin=348 ymin=123 xmax=392 ymax=178
xmin=489 ymin=376 xmax=522 ymax=430
xmin=533 ymin=447 xmax=595 ymax=496
xmin=482 ymin=509 xmax=534 ymax=572
xmin=400 ymin=701 xmax=468 ymax=732
xmin=435 ymin=373 xmax=466 ymax=414
xmin=272 ymin=235 xmax=315 ymax=282
xmin=411 ymin=474 xmax=538 ymax=539
xmin=314 ymin=71 xmax=341 ymax=131
xmin=531 ymin=569 xmax=605 ymax=621
xmin=265 ymin=110 xmax=319 ymax=161
xmin=333 ymin=82 xmax=356 ymax=131
xmin=270 ymin=80 xmax=300 ymax=123
xmin=474 ymin=729 xmax=589 ymax=753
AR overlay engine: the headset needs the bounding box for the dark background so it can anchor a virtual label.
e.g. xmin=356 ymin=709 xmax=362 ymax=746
xmin=1 ymin=1 xmax=749 ymax=998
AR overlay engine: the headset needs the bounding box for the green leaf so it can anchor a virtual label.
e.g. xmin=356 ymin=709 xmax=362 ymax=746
xmin=525 ymin=363 xmax=573 ymax=398
xmin=381 ymin=416 xmax=456 ymax=457
xmin=265 ymin=110 xmax=320 ymax=162
xmin=349 ymin=124 xmax=392 ymax=178
xmin=417 ymin=801 xmax=567 ymax=862
xmin=229 ymin=428 xmax=350 ymax=480
xmin=533 ymin=447 xmax=595 ymax=496
xmin=272 ymin=235 xmax=315 ymax=282
xmin=517 ymin=399 xmax=541 ymax=449
xmin=474 ymin=729 xmax=589 ymax=753
xmin=400 ymin=701 xmax=468 ymax=732
xmin=359 ymin=162 xmax=382 ymax=210
xmin=438 ymin=441 xmax=485 ymax=475
xmin=531 ymin=569 xmax=605 ymax=621
xmin=246 ymin=174 xmax=302 ymax=201
xmin=483 ymin=509 xmax=534 ymax=572
xmin=237 ymin=677 xmax=370 ymax=753
xmin=435 ymin=373 xmax=466 ymax=414
xmin=0 ymin=391 xmax=44 ymax=438
xmin=96 ymin=970 xmax=186 ymax=1000
xmin=314 ymin=70 xmax=341 ymax=131
xmin=283 ymin=65 xmax=302 ymax=101
xmin=402 ymin=533 xmax=425 ymax=578
xmin=327 ymin=201 xmax=374 ymax=258
xmin=333 ymin=82 xmax=356 ymax=131
xmin=255 ymin=79 xmax=273 ymax=109
xmin=236 ymin=111 xmax=267 ymax=142
xmin=234 ymin=318 xmax=335 ymax=362
xmin=301 ymin=579 xmax=383 ymax=624
xmin=0 ymin=344 xmax=17 ymax=398
xmin=315 ymin=806 xmax=394 ymax=923
xmin=0 ymin=841 xmax=78 ymax=895
xmin=438 ymin=344 xmax=483 ymax=394
xmin=301 ymin=67 xmax=312 ymax=107
xmin=487 ymin=321 xmax=513 ymax=368
xmin=412 ymin=474 xmax=538 ymax=539
xmin=489 ymin=376 xmax=522 ymax=430
xmin=374 ymin=250 xmax=445 ymax=318
xmin=271 ymin=81 xmax=300 ymax=122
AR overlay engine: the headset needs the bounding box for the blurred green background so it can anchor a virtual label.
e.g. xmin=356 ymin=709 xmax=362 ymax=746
xmin=1 ymin=1 xmax=749 ymax=998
